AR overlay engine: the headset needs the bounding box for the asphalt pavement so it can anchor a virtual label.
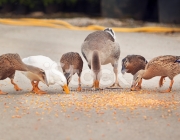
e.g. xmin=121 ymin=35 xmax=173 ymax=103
xmin=0 ymin=24 xmax=180 ymax=140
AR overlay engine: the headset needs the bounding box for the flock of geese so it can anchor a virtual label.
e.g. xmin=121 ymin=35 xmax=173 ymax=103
xmin=0 ymin=28 xmax=180 ymax=95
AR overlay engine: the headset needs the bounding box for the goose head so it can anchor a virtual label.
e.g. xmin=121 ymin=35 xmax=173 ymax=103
xmin=50 ymin=69 xmax=70 ymax=94
xmin=121 ymin=57 xmax=129 ymax=74
xmin=27 ymin=65 xmax=49 ymax=86
xmin=131 ymin=70 xmax=145 ymax=90
xmin=104 ymin=28 xmax=116 ymax=40
xmin=37 ymin=69 xmax=49 ymax=86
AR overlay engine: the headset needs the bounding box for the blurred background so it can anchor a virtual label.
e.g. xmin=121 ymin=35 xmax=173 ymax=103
xmin=0 ymin=0 xmax=180 ymax=24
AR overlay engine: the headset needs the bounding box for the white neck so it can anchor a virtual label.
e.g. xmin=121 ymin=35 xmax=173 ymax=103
xmin=47 ymin=69 xmax=66 ymax=86
xmin=107 ymin=31 xmax=116 ymax=40
xmin=104 ymin=28 xmax=116 ymax=40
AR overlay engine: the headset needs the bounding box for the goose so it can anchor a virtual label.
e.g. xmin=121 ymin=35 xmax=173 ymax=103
xmin=131 ymin=55 xmax=180 ymax=92
xmin=60 ymin=52 xmax=83 ymax=91
xmin=0 ymin=53 xmax=48 ymax=95
xmin=121 ymin=55 xmax=148 ymax=90
xmin=22 ymin=55 xmax=70 ymax=94
xmin=81 ymin=28 xmax=120 ymax=89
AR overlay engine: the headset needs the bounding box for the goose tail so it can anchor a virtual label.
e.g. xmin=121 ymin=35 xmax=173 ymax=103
xmin=91 ymin=50 xmax=101 ymax=89
xmin=7 ymin=53 xmax=28 ymax=71
xmin=92 ymin=50 xmax=101 ymax=74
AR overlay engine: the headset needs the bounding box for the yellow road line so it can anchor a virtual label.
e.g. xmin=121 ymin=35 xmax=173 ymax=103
xmin=0 ymin=18 xmax=180 ymax=33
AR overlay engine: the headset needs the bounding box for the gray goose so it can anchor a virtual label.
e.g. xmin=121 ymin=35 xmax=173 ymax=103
xmin=121 ymin=55 xmax=148 ymax=90
xmin=60 ymin=52 xmax=83 ymax=91
xmin=131 ymin=55 xmax=180 ymax=93
xmin=0 ymin=53 xmax=48 ymax=95
xmin=81 ymin=28 xmax=120 ymax=89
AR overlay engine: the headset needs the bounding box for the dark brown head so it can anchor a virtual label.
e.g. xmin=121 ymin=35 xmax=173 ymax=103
xmin=121 ymin=57 xmax=129 ymax=74
xmin=121 ymin=55 xmax=148 ymax=75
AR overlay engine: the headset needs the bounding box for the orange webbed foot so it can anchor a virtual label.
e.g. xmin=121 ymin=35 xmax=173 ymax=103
xmin=14 ymin=84 xmax=22 ymax=91
xmin=32 ymin=88 xmax=46 ymax=94
xmin=131 ymin=86 xmax=141 ymax=91
xmin=135 ymin=86 xmax=141 ymax=90
xmin=76 ymin=86 xmax=82 ymax=92
xmin=0 ymin=90 xmax=8 ymax=95
xmin=160 ymin=80 xmax=173 ymax=93
xmin=31 ymin=81 xmax=46 ymax=95
xmin=109 ymin=83 xmax=122 ymax=89
xmin=11 ymin=79 xmax=22 ymax=91
xmin=160 ymin=88 xmax=171 ymax=93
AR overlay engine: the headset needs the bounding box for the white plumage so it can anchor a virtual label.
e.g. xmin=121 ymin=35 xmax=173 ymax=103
xmin=22 ymin=55 xmax=69 ymax=94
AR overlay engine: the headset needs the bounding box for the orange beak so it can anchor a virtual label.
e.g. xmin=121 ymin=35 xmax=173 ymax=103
xmin=131 ymin=87 xmax=135 ymax=91
xmin=130 ymin=84 xmax=135 ymax=91
xmin=62 ymin=84 xmax=70 ymax=94
xmin=94 ymin=80 xmax=99 ymax=89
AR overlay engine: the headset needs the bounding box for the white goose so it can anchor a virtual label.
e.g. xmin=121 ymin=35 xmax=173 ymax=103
xmin=22 ymin=55 xmax=70 ymax=94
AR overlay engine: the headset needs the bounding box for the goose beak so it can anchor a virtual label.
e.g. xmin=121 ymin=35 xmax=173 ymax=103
xmin=130 ymin=82 xmax=136 ymax=91
xmin=131 ymin=86 xmax=136 ymax=91
xmin=94 ymin=80 xmax=99 ymax=89
xmin=62 ymin=84 xmax=70 ymax=94
xmin=43 ymin=77 xmax=49 ymax=87
xmin=121 ymin=68 xmax=127 ymax=75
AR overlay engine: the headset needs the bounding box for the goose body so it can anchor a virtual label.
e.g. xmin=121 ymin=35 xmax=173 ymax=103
xmin=121 ymin=55 xmax=148 ymax=89
xmin=22 ymin=55 xmax=70 ymax=94
xmin=60 ymin=52 xmax=83 ymax=91
xmin=132 ymin=55 xmax=180 ymax=92
xmin=81 ymin=28 xmax=120 ymax=89
xmin=0 ymin=53 xmax=48 ymax=95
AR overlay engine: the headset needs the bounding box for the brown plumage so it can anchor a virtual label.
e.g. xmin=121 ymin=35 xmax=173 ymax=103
xmin=60 ymin=52 xmax=83 ymax=91
xmin=0 ymin=53 xmax=48 ymax=95
xmin=131 ymin=55 xmax=180 ymax=92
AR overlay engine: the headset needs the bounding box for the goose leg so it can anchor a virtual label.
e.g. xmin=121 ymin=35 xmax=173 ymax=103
xmin=11 ymin=79 xmax=22 ymax=91
xmin=31 ymin=81 xmax=46 ymax=94
xmin=134 ymin=78 xmax=142 ymax=90
xmin=0 ymin=90 xmax=8 ymax=95
xmin=91 ymin=80 xmax=101 ymax=91
xmin=161 ymin=79 xmax=174 ymax=93
xmin=64 ymin=73 xmax=71 ymax=85
xmin=67 ymin=76 xmax=72 ymax=86
xmin=159 ymin=76 xmax=166 ymax=87
xmin=110 ymin=63 xmax=121 ymax=88
xmin=76 ymin=74 xmax=82 ymax=91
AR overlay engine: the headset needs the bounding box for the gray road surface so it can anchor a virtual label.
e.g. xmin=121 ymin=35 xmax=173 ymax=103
xmin=0 ymin=24 xmax=180 ymax=140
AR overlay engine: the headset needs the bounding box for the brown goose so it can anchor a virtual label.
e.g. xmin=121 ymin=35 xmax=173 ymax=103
xmin=0 ymin=53 xmax=48 ymax=95
xmin=81 ymin=28 xmax=120 ymax=89
xmin=131 ymin=55 xmax=180 ymax=92
xmin=121 ymin=55 xmax=148 ymax=90
xmin=60 ymin=52 xmax=83 ymax=91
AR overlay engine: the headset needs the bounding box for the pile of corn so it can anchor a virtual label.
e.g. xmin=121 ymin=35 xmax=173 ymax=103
xmin=1 ymin=89 xmax=179 ymax=119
